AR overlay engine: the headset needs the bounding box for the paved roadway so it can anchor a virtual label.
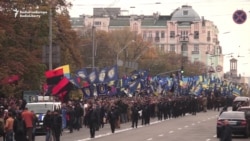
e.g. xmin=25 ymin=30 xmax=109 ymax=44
xmin=36 ymin=108 xmax=248 ymax=141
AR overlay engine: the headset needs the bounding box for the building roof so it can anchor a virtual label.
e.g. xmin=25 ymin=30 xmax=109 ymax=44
xmin=171 ymin=5 xmax=200 ymax=22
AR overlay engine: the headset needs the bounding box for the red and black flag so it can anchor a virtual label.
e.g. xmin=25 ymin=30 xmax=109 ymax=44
xmin=52 ymin=77 xmax=73 ymax=96
xmin=45 ymin=68 xmax=64 ymax=85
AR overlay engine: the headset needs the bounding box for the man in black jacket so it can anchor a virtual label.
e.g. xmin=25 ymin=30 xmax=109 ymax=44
xmin=52 ymin=110 xmax=62 ymax=141
xmin=85 ymin=104 xmax=98 ymax=138
xmin=43 ymin=110 xmax=52 ymax=141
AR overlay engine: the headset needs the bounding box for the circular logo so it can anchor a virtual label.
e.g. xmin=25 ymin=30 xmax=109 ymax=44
xmin=233 ymin=10 xmax=247 ymax=24
xmin=216 ymin=65 xmax=223 ymax=72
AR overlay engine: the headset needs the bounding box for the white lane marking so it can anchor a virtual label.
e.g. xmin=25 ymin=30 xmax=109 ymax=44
xmin=178 ymin=128 xmax=182 ymax=130
xmin=169 ymin=131 xmax=174 ymax=133
xmin=207 ymin=118 xmax=210 ymax=120
xmin=206 ymin=139 xmax=211 ymax=141
xmin=213 ymin=135 xmax=217 ymax=138
xmin=147 ymin=138 xmax=152 ymax=140
xmin=158 ymin=134 xmax=164 ymax=137
xmin=191 ymin=123 xmax=195 ymax=126
xmin=197 ymin=121 xmax=201 ymax=124
xmin=203 ymin=119 xmax=206 ymax=121
xmin=184 ymin=125 xmax=189 ymax=128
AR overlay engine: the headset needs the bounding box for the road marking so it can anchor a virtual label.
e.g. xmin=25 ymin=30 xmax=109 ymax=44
xmin=184 ymin=125 xmax=188 ymax=128
xmin=206 ymin=139 xmax=211 ymax=141
xmin=213 ymin=135 xmax=217 ymax=138
xmin=158 ymin=134 xmax=164 ymax=137
xmin=207 ymin=118 xmax=210 ymax=120
xmin=147 ymin=138 xmax=152 ymax=140
xmin=197 ymin=121 xmax=201 ymax=124
xmin=169 ymin=131 xmax=174 ymax=134
xmin=191 ymin=123 xmax=195 ymax=126
xmin=178 ymin=128 xmax=182 ymax=130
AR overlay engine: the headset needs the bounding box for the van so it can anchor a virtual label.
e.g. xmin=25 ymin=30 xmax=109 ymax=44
xmin=232 ymin=96 xmax=250 ymax=111
xmin=26 ymin=102 xmax=61 ymax=135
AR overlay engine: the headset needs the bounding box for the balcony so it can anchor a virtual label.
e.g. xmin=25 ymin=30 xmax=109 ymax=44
xmin=192 ymin=51 xmax=199 ymax=54
xmin=179 ymin=36 xmax=189 ymax=42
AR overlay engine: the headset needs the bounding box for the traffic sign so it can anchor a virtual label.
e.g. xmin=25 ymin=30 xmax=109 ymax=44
xmin=208 ymin=66 xmax=215 ymax=73
xmin=233 ymin=10 xmax=247 ymax=24
xmin=216 ymin=65 xmax=223 ymax=72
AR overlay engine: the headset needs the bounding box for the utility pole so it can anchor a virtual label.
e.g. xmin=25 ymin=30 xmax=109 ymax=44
xmin=92 ymin=25 xmax=95 ymax=71
xmin=48 ymin=3 xmax=53 ymax=70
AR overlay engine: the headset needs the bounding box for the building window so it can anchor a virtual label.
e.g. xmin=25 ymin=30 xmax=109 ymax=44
xmin=207 ymin=31 xmax=211 ymax=41
xmin=170 ymin=31 xmax=175 ymax=38
xmin=155 ymin=31 xmax=159 ymax=37
xmin=180 ymin=30 xmax=188 ymax=38
xmin=170 ymin=44 xmax=175 ymax=52
xmin=148 ymin=31 xmax=152 ymax=37
xmin=183 ymin=10 xmax=188 ymax=15
xmin=161 ymin=31 xmax=165 ymax=38
xmin=94 ymin=21 xmax=101 ymax=26
xmin=194 ymin=44 xmax=199 ymax=51
xmin=181 ymin=43 xmax=188 ymax=51
xmin=194 ymin=31 xmax=199 ymax=39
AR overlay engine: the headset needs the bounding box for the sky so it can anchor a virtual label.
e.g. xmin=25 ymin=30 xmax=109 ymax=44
xmin=68 ymin=0 xmax=250 ymax=77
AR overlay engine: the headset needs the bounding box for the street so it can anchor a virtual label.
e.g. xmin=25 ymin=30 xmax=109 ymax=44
xmin=35 ymin=108 xmax=248 ymax=141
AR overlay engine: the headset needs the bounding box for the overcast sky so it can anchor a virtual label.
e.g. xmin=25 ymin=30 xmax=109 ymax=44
xmin=68 ymin=0 xmax=250 ymax=76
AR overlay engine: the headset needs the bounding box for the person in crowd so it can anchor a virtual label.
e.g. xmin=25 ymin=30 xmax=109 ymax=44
xmin=0 ymin=112 xmax=5 ymax=141
xmin=74 ymin=103 xmax=83 ymax=131
xmin=51 ymin=110 xmax=62 ymax=141
xmin=43 ymin=110 xmax=52 ymax=141
xmin=13 ymin=112 xmax=26 ymax=141
xmin=85 ymin=104 xmax=98 ymax=138
xmin=220 ymin=120 xmax=232 ymax=141
xmin=4 ymin=112 xmax=14 ymax=141
xmin=107 ymin=106 xmax=117 ymax=133
xmin=21 ymin=107 xmax=33 ymax=141
xmin=61 ymin=103 xmax=67 ymax=130
xmin=131 ymin=102 xmax=140 ymax=128
xmin=67 ymin=105 xmax=75 ymax=133
xmin=31 ymin=111 xmax=38 ymax=141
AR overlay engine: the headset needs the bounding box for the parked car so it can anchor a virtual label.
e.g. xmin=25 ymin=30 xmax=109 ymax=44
xmin=216 ymin=111 xmax=249 ymax=138
xmin=232 ymin=96 xmax=250 ymax=111
xmin=237 ymin=106 xmax=250 ymax=129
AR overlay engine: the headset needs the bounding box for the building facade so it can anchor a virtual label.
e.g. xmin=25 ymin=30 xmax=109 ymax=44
xmin=70 ymin=5 xmax=224 ymax=78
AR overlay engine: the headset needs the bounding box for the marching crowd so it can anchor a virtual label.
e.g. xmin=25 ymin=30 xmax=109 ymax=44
xmin=0 ymin=92 xmax=232 ymax=141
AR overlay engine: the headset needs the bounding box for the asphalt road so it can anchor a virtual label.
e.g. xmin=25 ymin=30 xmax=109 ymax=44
xmin=35 ymin=108 xmax=249 ymax=141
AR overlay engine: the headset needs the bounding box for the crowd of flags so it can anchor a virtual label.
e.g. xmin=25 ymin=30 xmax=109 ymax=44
xmin=44 ymin=64 xmax=245 ymax=101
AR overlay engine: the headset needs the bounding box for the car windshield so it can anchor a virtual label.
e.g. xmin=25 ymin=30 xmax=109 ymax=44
xmin=26 ymin=103 xmax=54 ymax=113
xmin=219 ymin=112 xmax=245 ymax=120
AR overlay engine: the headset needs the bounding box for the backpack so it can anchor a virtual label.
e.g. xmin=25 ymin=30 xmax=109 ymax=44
xmin=16 ymin=119 xmax=25 ymax=134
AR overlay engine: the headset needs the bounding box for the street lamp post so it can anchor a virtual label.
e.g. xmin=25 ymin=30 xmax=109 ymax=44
xmin=116 ymin=40 xmax=135 ymax=66
xmin=48 ymin=4 xmax=53 ymax=70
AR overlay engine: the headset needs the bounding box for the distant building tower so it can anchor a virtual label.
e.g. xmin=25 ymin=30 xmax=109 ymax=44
xmin=230 ymin=58 xmax=237 ymax=78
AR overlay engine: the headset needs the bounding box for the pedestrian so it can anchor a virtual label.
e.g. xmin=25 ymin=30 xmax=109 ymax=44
xmin=43 ymin=110 xmax=52 ymax=141
xmin=220 ymin=120 xmax=232 ymax=141
xmin=51 ymin=110 xmax=62 ymax=141
xmin=13 ymin=112 xmax=26 ymax=141
xmin=131 ymin=102 xmax=140 ymax=128
xmin=107 ymin=106 xmax=117 ymax=133
xmin=85 ymin=104 xmax=98 ymax=138
xmin=21 ymin=107 xmax=33 ymax=141
xmin=4 ymin=112 xmax=14 ymax=141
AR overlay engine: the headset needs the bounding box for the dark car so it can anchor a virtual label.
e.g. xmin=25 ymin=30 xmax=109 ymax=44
xmin=232 ymin=96 xmax=250 ymax=111
xmin=216 ymin=111 xmax=249 ymax=138
xmin=237 ymin=106 xmax=250 ymax=129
